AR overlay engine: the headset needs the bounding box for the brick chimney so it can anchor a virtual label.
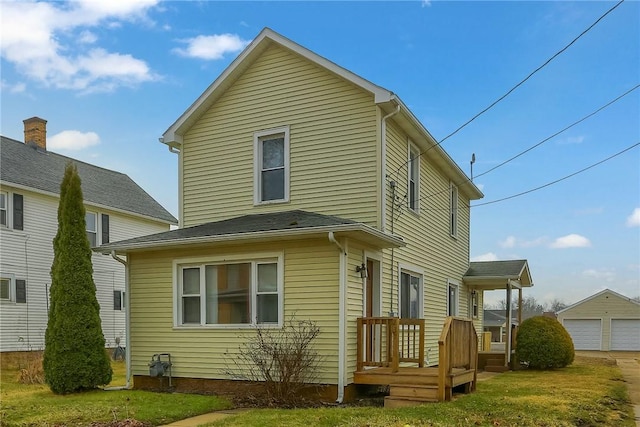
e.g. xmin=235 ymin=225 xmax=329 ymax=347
xmin=23 ymin=117 xmax=47 ymax=150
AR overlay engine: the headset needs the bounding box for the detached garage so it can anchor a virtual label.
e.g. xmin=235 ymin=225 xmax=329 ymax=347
xmin=557 ymin=289 xmax=640 ymax=351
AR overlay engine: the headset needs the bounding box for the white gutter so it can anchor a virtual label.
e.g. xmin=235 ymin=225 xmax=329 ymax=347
xmin=328 ymin=232 xmax=346 ymax=404
xmin=380 ymin=104 xmax=401 ymax=233
xmin=105 ymin=251 xmax=131 ymax=391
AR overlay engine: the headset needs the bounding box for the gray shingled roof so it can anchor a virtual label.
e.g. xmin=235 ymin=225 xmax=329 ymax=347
xmin=99 ymin=210 xmax=404 ymax=252
xmin=1 ymin=136 xmax=176 ymax=224
xmin=464 ymin=260 xmax=532 ymax=286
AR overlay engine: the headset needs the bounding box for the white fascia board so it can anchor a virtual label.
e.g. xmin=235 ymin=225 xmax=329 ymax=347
xmin=0 ymin=180 xmax=177 ymax=226
xmin=99 ymin=223 xmax=405 ymax=254
xmin=161 ymin=27 xmax=394 ymax=146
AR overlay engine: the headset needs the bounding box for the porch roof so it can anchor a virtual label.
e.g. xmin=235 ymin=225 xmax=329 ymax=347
xmin=463 ymin=260 xmax=533 ymax=290
xmin=97 ymin=209 xmax=405 ymax=254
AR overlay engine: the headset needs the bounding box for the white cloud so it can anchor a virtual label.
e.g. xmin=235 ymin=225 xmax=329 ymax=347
xmin=558 ymin=135 xmax=585 ymax=145
xmin=172 ymin=34 xmax=250 ymax=60
xmin=48 ymin=130 xmax=100 ymax=151
xmin=499 ymin=236 xmax=516 ymax=248
xmin=0 ymin=0 xmax=159 ymax=92
xmin=421 ymin=0 xmax=432 ymax=7
xmin=471 ymin=252 xmax=499 ymax=262
xmin=1 ymin=79 xmax=26 ymax=93
xmin=550 ymin=234 xmax=591 ymax=249
xmin=582 ymin=268 xmax=616 ymax=283
xmin=626 ymin=208 xmax=640 ymax=227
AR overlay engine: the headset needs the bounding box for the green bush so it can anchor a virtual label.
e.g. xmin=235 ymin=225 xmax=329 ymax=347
xmin=43 ymin=163 xmax=112 ymax=394
xmin=516 ymin=316 xmax=574 ymax=369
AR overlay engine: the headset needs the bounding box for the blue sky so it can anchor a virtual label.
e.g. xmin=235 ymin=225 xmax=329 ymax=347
xmin=1 ymin=1 xmax=638 ymax=307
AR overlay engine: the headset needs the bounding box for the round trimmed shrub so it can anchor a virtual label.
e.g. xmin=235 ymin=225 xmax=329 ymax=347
xmin=515 ymin=316 xmax=574 ymax=369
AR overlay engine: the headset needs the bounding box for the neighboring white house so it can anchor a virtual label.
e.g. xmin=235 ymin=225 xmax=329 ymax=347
xmin=557 ymin=289 xmax=640 ymax=351
xmin=0 ymin=117 xmax=177 ymax=352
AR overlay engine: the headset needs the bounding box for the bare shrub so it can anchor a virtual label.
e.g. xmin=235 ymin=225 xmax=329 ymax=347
xmin=17 ymin=351 xmax=45 ymax=384
xmin=223 ymin=316 xmax=323 ymax=406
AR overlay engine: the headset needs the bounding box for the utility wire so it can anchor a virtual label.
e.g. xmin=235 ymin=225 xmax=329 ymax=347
xmin=475 ymin=84 xmax=639 ymax=180
xmin=407 ymin=84 xmax=639 ymax=205
xmin=471 ymin=142 xmax=640 ymax=208
xmin=392 ymin=0 xmax=625 ymax=177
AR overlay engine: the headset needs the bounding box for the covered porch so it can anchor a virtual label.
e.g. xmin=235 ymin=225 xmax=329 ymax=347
xmin=463 ymin=260 xmax=533 ymax=371
xmin=353 ymin=316 xmax=478 ymax=407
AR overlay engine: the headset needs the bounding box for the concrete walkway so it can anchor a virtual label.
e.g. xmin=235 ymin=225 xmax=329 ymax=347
xmin=161 ymin=408 xmax=248 ymax=427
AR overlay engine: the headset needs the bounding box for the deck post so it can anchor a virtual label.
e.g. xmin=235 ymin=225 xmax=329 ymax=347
xmin=391 ymin=317 xmax=400 ymax=373
xmin=356 ymin=318 xmax=363 ymax=371
xmin=418 ymin=319 xmax=425 ymax=367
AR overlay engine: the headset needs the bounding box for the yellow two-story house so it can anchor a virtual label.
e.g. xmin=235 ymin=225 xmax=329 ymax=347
xmin=100 ymin=28 xmax=532 ymax=404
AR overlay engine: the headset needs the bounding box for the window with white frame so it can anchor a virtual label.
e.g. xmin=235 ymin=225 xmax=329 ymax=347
xmin=86 ymin=211 xmax=97 ymax=246
xmin=254 ymin=127 xmax=289 ymax=204
xmin=470 ymin=290 xmax=479 ymax=319
xmin=177 ymin=257 xmax=282 ymax=326
xmin=408 ymin=143 xmax=420 ymax=212
xmin=0 ymin=277 xmax=10 ymax=300
xmin=447 ymin=280 xmax=459 ymax=316
xmin=400 ymin=270 xmax=422 ymax=319
xmin=449 ymin=183 xmax=458 ymax=237
xmin=0 ymin=192 xmax=7 ymax=227
xmin=114 ymin=290 xmax=124 ymax=311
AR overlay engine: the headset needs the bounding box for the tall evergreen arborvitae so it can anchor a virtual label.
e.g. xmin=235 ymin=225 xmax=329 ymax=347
xmin=43 ymin=163 xmax=112 ymax=394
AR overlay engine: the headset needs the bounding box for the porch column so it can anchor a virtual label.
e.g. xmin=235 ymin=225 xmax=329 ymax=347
xmin=505 ymin=283 xmax=512 ymax=366
xmin=518 ymin=288 xmax=523 ymax=326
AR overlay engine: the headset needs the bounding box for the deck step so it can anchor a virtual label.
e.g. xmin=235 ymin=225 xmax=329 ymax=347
xmin=485 ymin=358 xmax=505 ymax=367
xmin=384 ymin=396 xmax=437 ymax=408
xmin=389 ymin=384 xmax=438 ymax=400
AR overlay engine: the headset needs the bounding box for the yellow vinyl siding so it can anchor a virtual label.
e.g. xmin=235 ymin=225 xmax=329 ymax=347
xmin=380 ymin=119 xmax=474 ymax=363
xmin=128 ymin=239 xmax=341 ymax=384
xmin=182 ymin=44 xmax=379 ymax=228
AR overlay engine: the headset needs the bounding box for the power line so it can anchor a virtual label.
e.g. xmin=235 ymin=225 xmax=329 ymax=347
xmin=471 ymin=142 xmax=640 ymax=208
xmin=392 ymin=0 xmax=625 ymax=177
xmin=405 ymin=84 xmax=639 ymax=205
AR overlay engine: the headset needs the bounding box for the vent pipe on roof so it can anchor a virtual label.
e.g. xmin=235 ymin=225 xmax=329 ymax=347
xmin=23 ymin=117 xmax=47 ymax=151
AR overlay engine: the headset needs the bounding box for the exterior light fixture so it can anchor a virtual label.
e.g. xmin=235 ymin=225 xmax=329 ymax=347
xmin=356 ymin=263 xmax=368 ymax=279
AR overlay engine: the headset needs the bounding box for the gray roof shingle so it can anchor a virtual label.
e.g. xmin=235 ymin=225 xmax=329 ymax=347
xmin=465 ymin=260 xmax=529 ymax=278
xmin=99 ymin=210 xmax=358 ymax=250
xmin=1 ymin=136 xmax=177 ymax=224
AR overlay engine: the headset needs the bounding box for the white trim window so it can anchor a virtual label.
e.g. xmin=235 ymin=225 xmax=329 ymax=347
xmin=0 ymin=274 xmax=15 ymax=302
xmin=254 ymin=126 xmax=290 ymax=204
xmin=400 ymin=269 xmax=422 ymax=319
xmin=449 ymin=183 xmax=458 ymax=237
xmin=86 ymin=211 xmax=97 ymax=246
xmin=176 ymin=255 xmax=283 ymax=327
xmin=0 ymin=192 xmax=7 ymax=227
xmin=447 ymin=280 xmax=459 ymax=316
xmin=408 ymin=142 xmax=420 ymax=213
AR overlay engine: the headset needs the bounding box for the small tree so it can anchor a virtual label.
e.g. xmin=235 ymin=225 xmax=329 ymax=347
xmin=43 ymin=163 xmax=112 ymax=394
xmin=516 ymin=316 xmax=574 ymax=369
xmin=223 ymin=316 xmax=322 ymax=406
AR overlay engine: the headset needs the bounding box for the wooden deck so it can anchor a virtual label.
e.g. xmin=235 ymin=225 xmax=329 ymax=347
xmin=355 ymin=316 xmax=478 ymax=407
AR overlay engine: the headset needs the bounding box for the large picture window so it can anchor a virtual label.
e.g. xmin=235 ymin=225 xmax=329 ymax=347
xmin=176 ymin=255 xmax=282 ymax=327
xmin=400 ymin=270 xmax=422 ymax=319
xmin=254 ymin=127 xmax=290 ymax=204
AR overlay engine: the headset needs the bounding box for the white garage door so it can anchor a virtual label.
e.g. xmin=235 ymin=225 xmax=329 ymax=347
xmin=611 ymin=319 xmax=640 ymax=351
xmin=563 ymin=319 xmax=601 ymax=350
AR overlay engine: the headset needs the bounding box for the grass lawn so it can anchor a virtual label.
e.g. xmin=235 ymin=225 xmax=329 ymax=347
xmin=209 ymin=356 xmax=634 ymax=427
xmin=0 ymin=357 xmax=231 ymax=426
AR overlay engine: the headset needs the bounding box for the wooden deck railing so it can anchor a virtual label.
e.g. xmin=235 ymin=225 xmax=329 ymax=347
xmin=437 ymin=316 xmax=478 ymax=401
xmin=356 ymin=317 xmax=425 ymax=372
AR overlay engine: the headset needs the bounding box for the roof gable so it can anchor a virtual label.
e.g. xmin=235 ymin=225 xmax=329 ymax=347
xmin=557 ymin=288 xmax=640 ymax=314
xmin=464 ymin=259 xmax=533 ymax=287
xmin=161 ymin=27 xmax=393 ymax=147
xmin=1 ymin=136 xmax=177 ymax=224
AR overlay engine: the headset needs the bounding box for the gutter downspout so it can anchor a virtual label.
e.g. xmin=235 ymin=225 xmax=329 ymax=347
xmin=328 ymin=232 xmax=346 ymax=404
xmin=380 ymin=104 xmax=400 ymax=233
xmin=105 ymin=251 xmax=131 ymax=391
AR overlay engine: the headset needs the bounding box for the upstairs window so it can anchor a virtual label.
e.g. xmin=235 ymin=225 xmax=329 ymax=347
xmin=400 ymin=270 xmax=422 ymax=319
xmin=408 ymin=143 xmax=420 ymax=212
xmin=176 ymin=255 xmax=282 ymax=327
xmin=86 ymin=212 xmax=97 ymax=247
xmin=449 ymin=183 xmax=458 ymax=237
xmin=254 ymin=127 xmax=289 ymax=204
xmin=0 ymin=192 xmax=6 ymax=227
